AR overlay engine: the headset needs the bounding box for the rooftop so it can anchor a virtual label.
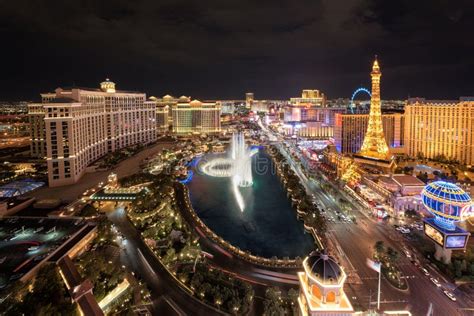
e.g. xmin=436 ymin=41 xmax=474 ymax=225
xmin=47 ymin=97 xmax=76 ymax=104
xmin=57 ymin=255 xmax=83 ymax=288
xmin=59 ymin=86 xmax=144 ymax=94
xmin=304 ymin=251 xmax=342 ymax=284
xmin=392 ymin=175 xmax=425 ymax=187
xmin=407 ymin=97 xmax=474 ymax=105
xmin=0 ymin=179 xmax=45 ymax=198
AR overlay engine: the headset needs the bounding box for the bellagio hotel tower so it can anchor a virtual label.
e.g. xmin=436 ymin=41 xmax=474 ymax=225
xmin=28 ymin=79 xmax=156 ymax=187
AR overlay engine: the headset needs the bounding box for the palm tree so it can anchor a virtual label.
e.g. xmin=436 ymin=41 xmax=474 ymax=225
xmin=374 ymin=241 xmax=385 ymax=258
xmin=386 ymin=247 xmax=399 ymax=265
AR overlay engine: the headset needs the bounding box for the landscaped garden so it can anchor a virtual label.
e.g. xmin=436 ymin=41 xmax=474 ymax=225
xmin=373 ymin=241 xmax=408 ymax=290
xmin=0 ymin=264 xmax=77 ymax=316
xmin=268 ymin=145 xmax=328 ymax=244
xmin=125 ymin=171 xmax=257 ymax=314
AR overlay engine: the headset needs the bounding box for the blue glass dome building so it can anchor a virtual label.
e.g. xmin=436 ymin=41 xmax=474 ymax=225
xmin=421 ymin=181 xmax=471 ymax=230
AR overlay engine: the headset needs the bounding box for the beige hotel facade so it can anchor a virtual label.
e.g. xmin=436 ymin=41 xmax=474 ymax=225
xmin=28 ymin=80 xmax=157 ymax=187
xmin=171 ymin=99 xmax=221 ymax=135
xmin=404 ymin=98 xmax=474 ymax=165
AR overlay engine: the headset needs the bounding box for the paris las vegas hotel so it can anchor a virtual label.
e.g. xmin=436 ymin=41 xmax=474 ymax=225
xmin=333 ymin=97 xmax=474 ymax=166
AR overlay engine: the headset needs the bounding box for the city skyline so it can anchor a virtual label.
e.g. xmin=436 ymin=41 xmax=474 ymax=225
xmin=1 ymin=2 xmax=474 ymax=316
xmin=1 ymin=1 xmax=473 ymax=101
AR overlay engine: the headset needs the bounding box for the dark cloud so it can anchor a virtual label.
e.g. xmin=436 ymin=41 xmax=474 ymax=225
xmin=0 ymin=0 xmax=472 ymax=100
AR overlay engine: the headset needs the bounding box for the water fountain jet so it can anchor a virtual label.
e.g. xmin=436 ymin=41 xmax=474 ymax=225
xmin=200 ymin=132 xmax=253 ymax=211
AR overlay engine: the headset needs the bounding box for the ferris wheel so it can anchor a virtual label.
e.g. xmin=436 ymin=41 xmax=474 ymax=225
xmin=349 ymin=87 xmax=372 ymax=114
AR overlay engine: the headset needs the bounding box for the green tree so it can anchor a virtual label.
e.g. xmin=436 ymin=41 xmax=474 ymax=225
xmin=374 ymin=241 xmax=385 ymax=257
xmin=454 ymin=260 xmax=463 ymax=278
xmin=386 ymin=247 xmax=399 ymax=264
xmin=468 ymin=263 xmax=474 ymax=276
xmin=4 ymin=264 xmax=77 ymax=316
xmin=263 ymin=287 xmax=285 ymax=316
xmin=227 ymin=296 xmax=242 ymax=315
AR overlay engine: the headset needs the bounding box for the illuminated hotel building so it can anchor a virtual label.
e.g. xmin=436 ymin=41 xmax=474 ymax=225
xmin=282 ymin=107 xmax=345 ymax=139
xmin=283 ymin=90 xmax=343 ymax=139
xmin=147 ymin=96 xmax=173 ymax=133
xmin=290 ymin=90 xmax=326 ymax=107
xmin=251 ymin=99 xmax=288 ymax=113
xmin=153 ymin=94 xmax=182 ymax=126
xmin=404 ymin=98 xmax=474 ymax=165
xmin=298 ymin=251 xmax=353 ymax=315
xmin=219 ymin=100 xmax=237 ymax=114
xmin=172 ymin=99 xmax=221 ymax=134
xmin=245 ymin=92 xmax=254 ymax=109
xmin=28 ymin=79 xmax=156 ymax=187
xmin=154 ymin=102 xmax=169 ymax=133
xmin=334 ymin=112 xmax=404 ymax=154
xmin=28 ymin=103 xmax=47 ymax=158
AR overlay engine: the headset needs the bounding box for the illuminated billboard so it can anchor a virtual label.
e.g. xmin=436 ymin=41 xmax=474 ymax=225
xmin=423 ymin=223 xmax=444 ymax=247
xmin=445 ymin=235 xmax=468 ymax=249
xmin=423 ymin=219 xmax=470 ymax=250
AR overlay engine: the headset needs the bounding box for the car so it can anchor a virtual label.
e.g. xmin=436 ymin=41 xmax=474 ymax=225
xmin=443 ymin=290 xmax=456 ymax=301
xmin=404 ymin=250 xmax=411 ymax=258
xmin=33 ymin=254 xmax=47 ymax=261
xmin=430 ymin=277 xmax=441 ymax=287
xmin=9 ymin=273 xmax=24 ymax=281
xmin=421 ymin=267 xmax=430 ymax=276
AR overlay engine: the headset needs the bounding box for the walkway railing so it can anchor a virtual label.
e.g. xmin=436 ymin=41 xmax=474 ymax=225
xmin=176 ymin=183 xmax=302 ymax=268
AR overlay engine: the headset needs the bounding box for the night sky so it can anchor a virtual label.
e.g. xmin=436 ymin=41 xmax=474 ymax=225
xmin=1 ymin=0 xmax=473 ymax=101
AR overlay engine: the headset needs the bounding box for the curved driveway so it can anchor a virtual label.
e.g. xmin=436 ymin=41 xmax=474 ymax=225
xmin=108 ymin=207 xmax=227 ymax=316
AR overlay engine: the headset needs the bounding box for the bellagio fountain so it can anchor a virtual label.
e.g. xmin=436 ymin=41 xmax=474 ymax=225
xmin=200 ymin=132 xmax=256 ymax=211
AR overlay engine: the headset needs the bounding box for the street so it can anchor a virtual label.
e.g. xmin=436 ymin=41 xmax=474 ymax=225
xmin=107 ymin=207 xmax=226 ymax=316
xmin=264 ymin=124 xmax=471 ymax=316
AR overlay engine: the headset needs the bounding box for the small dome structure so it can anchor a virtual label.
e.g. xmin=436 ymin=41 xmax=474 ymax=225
xmin=297 ymin=250 xmax=353 ymax=313
xmin=304 ymin=251 xmax=342 ymax=284
xmin=100 ymin=78 xmax=116 ymax=93
xmin=190 ymin=100 xmax=202 ymax=107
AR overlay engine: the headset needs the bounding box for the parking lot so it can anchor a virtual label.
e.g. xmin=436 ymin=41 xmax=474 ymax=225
xmin=0 ymin=217 xmax=86 ymax=290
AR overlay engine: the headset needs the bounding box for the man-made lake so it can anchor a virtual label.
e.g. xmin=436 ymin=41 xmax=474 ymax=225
xmin=187 ymin=150 xmax=315 ymax=258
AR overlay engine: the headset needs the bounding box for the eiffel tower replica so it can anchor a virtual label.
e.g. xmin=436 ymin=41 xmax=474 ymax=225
xmin=354 ymin=56 xmax=395 ymax=170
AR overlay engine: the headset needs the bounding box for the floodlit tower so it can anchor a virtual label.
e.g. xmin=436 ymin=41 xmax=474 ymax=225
xmin=358 ymin=57 xmax=390 ymax=160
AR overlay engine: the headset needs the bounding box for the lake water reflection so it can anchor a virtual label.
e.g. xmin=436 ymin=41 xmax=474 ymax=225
xmin=187 ymin=150 xmax=315 ymax=258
